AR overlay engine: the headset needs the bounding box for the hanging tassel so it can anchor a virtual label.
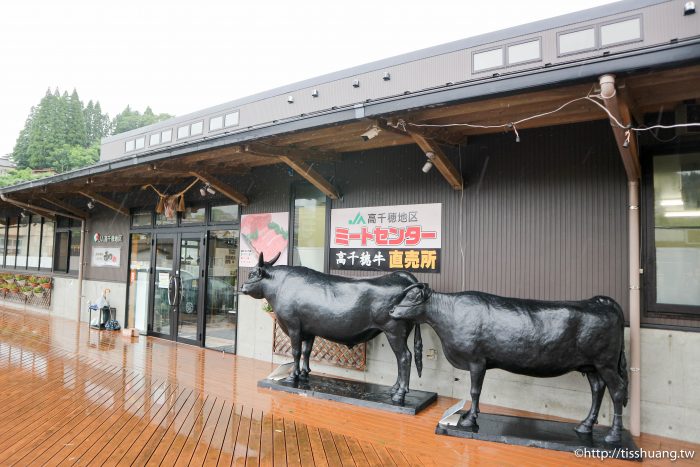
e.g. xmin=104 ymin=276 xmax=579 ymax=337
xmin=156 ymin=196 xmax=165 ymax=214
xmin=177 ymin=194 xmax=186 ymax=212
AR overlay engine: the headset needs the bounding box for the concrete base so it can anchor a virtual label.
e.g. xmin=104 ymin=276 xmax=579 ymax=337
xmin=437 ymin=411 xmax=640 ymax=461
xmin=258 ymin=374 xmax=437 ymax=415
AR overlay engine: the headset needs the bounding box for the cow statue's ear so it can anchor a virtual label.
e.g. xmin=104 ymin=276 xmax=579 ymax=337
xmin=258 ymin=252 xmax=265 ymax=267
xmin=420 ymin=283 xmax=432 ymax=299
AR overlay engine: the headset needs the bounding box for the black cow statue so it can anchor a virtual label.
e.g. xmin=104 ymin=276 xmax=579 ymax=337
xmin=240 ymin=252 xmax=423 ymax=404
xmin=390 ymin=283 xmax=628 ymax=444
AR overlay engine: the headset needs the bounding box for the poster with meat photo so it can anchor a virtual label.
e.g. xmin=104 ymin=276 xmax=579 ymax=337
xmin=239 ymin=212 xmax=289 ymax=267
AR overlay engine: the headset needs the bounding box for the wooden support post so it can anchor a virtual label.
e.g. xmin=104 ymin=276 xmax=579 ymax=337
xmin=408 ymin=132 xmax=463 ymax=190
xmin=245 ymin=145 xmax=339 ymax=199
xmin=78 ymin=191 xmax=129 ymax=217
xmin=0 ymin=195 xmax=58 ymax=220
xmin=42 ymin=197 xmax=89 ymax=219
xmin=190 ymin=171 xmax=249 ymax=206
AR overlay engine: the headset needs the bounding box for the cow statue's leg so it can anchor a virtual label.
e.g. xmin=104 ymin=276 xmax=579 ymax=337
xmin=283 ymin=327 xmax=303 ymax=383
xmin=385 ymin=326 xmax=412 ymax=404
xmin=575 ymin=371 xmax=606 ymax=434
xmin=597 ymin=365 xmax=627 ymax=444
xmin=300 ymin=336 xmax=315 ymax=380
xmin=458 ymin=364 xmax=486 ymax=430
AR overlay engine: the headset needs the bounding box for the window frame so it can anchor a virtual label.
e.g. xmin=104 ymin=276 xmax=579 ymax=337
xmin=53 ymin=217 xmax=81 ymax=276
xmin=642 ymin=145 xmax=700 ymax=318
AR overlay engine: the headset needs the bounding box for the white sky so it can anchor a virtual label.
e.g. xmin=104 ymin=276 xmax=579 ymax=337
xmin=0 ymin=0 xmax=617 ymax=159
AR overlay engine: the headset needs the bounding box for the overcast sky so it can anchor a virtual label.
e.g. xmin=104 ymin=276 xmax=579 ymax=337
xmin=0 ymin=0 xmax=617 ymax=159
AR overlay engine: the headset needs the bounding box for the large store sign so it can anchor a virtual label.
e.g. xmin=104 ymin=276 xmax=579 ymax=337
xmin=330 ymin=203 xmax=442 ymax=273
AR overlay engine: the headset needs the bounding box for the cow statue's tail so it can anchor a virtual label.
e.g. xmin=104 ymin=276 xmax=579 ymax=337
xmin=597 ymin=295 xmax=629 ymax=407
xmin=414 ymin=323 xmax=423 ymax=378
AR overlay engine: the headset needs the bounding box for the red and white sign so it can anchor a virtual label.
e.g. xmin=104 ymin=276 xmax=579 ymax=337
xmin=330 ymin=203 xmax=442 ymax=272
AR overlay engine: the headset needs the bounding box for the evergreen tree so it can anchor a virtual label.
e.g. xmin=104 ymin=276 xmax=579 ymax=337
xmin=112 ymin=105 xmax=173 ymax=134
xmin=66 ymin=89 xmax=87 ymax=147
xmin=10 ymin=106 xmax=36 ymax=168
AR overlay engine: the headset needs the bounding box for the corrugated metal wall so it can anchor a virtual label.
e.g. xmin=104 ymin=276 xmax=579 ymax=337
xmin=330 ymin=120 xmax=630 ymax=315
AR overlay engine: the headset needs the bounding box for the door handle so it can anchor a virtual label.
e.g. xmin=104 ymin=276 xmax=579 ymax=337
xmin=173 ymin=275 xmax=180 ymax=307
xmin=167 ymin=275 xmax=175 ymax=306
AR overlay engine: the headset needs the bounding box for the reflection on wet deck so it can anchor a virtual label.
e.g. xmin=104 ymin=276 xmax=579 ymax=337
xmin=0 ymin=308 xmax=697 ymax=466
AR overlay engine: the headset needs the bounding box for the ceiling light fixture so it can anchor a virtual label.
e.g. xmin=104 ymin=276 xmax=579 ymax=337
xmin=361 ymin=125 xmax=381 ymax=141
xmin=422 ymin=152 xmax=435 ymax=173
xmin=87 ymin=200 xmax=95 ymax=210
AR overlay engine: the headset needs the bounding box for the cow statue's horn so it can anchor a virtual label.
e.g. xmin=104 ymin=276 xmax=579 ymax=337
xmin=265 ymin=251 xmax=282 ymax=267
xmin=257 ymin=252 xmax=265 ymax=267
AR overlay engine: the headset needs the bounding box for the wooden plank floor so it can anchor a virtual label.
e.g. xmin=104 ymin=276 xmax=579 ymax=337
xmin=0 ymin=308 xmax=697 ymax=466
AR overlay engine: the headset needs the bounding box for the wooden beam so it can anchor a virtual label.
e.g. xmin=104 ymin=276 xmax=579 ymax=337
xmin=245 ymin=145 xmax=340 ymax=199
xmin=78 ymin=191 xmax=129 ymax=217
xmin=407 ymin=132 xmax=463 ymax=190
xmin=41 ymin=197 xmax=89 ymax=219
xmin=0 ymin=195 xmax=57 ymax=220
xmin=190 ymin=171 xmax=249 ymax=206
xmin=599 ymin=75 xmax=641 ymax=181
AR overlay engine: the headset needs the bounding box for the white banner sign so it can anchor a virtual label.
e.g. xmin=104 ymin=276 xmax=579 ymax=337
xmin=239 ymin=212 xmax=289 ymax=268
xmin=330 ymin=203 xmax=442 ymax=272
xmin=91 ymin=247 xmax=121 ymax=268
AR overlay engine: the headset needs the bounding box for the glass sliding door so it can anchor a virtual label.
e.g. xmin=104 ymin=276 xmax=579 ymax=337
xmin=152 ymin=235 xmax=175 ymax=336
xmin=127 ymin=233 xmax=151 ymax=333
xmin=177 ymin=236 xmax=203 ymax=344
xmin=205 ymin=230 xmax=239 ymax=353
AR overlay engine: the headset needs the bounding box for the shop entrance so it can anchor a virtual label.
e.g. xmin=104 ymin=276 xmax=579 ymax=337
xmin=126 ymin=204 xmax=241 ymax=353
xmin=151 ymin=233 xmax=205 ymax=346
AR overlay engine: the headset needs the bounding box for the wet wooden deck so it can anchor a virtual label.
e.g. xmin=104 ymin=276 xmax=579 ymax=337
xmin=0 ymin=307 xmax=697 ymax=466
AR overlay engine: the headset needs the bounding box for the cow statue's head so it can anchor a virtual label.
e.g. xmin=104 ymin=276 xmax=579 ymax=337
xmin=239 ymin=251 xmax=282 ymax=299
xmin=390 ymin=282 xmax=432 ymax=321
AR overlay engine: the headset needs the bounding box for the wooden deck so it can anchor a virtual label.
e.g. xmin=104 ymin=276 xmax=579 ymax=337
xmin=0 ymin=308 xmax=697 ymax=466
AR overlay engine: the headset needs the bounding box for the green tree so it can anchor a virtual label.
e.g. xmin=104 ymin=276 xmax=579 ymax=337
xmin=49 ymin=143 xmax=100 ymax=173
xmin=84 ymin=100 xmax=112 ymax=144
xmin=112 ymin=105 xmax=173 ymax=134
xmin=0 ymin=168 xmax=52 ymax=188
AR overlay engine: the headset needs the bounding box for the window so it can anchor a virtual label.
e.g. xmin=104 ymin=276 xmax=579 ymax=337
xmin=161 ymin=129 xmax=172 ymax=143
xmin=473 ymin=48 xmax=503 ymax=72
xmin=177 ymin=125 xmax=189 ymax=139
xmin=40 ymin=220 xmax=54 ymax=270
xmin=125 ymin=140 xmax=135 ymax=152
xmin=135 ymin=136 xmax=145 ymax=150
xmin=5 ymin=218 xmax=17 ymax=267
xmin=507 ymin=39 xmax=540 ymax=65
xmin=558 ymin=28 xmax=596 ymax=55
xmin=156 ymin=211 xmax=177 ymax=226
xmin=69 ymin=227 xmax=81 ymax=273
xmin=54 ymin=232 xmax=70 ymax=273
xmin=127 ymin=233 xmax=151 ymax=332
xmin=210 ymin=204 xmax=239 ymax=223
xmin=132 ymin=210 xmax=153 ymax=228
xmin=601 ymin=17 xmax=641 ymax=47
xmin=16 ymin=216 xmax=28 ymax=268
xmin=0 ymin=218 xmax=5 ymax=267
xmin=291 ymin=183 xmax=328 ymax=272
xmin=190 ymin=121 xmax=203 ymax=136
xmin=224 ymin=111 xmax=239 ymax=127
xmin=27 ymin=216 xmax=41 ymax=268
xmin=209 ymin=116 xmax=223 ymax=132
xmin=53 ymin=218 xmax=81 ymax=274
xmin=149 ymin=133 xmax=161 ymax=146
xmin=180 ymin=207 xmax=206 ymax=224
xmin=647 ymin=152 xmax=700 ymax=314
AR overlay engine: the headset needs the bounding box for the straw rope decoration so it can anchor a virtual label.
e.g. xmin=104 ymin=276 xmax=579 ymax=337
xmin=141 ymin=178 xmax=200 ymax=219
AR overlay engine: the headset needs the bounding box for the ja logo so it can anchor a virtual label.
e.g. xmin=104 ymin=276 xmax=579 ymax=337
xmin=348 ymin=212 xmax=366 ymax=225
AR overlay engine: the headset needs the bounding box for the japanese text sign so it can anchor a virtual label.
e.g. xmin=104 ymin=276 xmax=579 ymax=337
xmin=330 ymin=203 xmax=441 ymax=273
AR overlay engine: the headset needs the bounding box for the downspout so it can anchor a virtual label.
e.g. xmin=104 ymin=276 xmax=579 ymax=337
xmin=599 ymin=74 xmax=641 ymax=437
xmin=628 ymin=181 xmax=641 ymax=437
xmin=77 ymin=219 xmax=87 ymax=322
